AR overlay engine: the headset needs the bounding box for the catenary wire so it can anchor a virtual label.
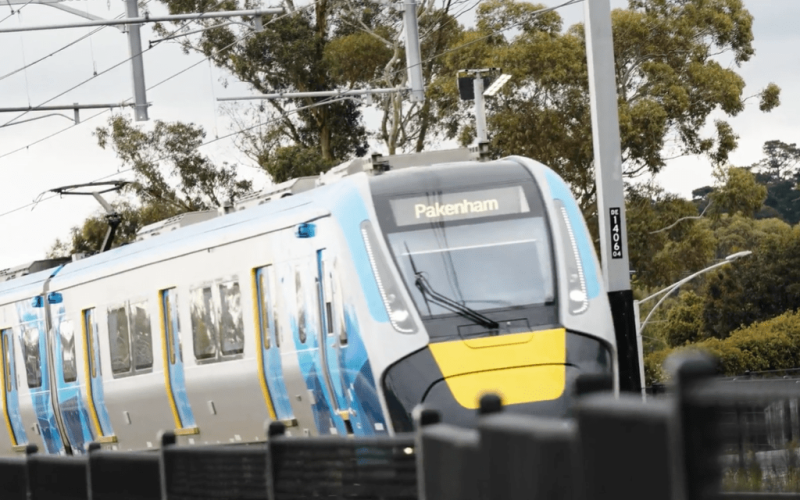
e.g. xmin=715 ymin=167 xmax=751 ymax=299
xmin=0 ymin=0 xmax=576 ymax=218
xmin=0 ymin=0 xmax=247 ymax=127
xmin=0 ymin=0 xmax=312 ymax=150
xmin=0 ymin=0 xmax=156 ymax=82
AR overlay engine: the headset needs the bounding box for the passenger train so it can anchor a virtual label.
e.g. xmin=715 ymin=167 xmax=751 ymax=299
xmin=0 ymin=148 xmax=616 ymax=456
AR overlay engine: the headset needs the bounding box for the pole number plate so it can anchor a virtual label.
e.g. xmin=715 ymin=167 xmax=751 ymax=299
xmin=609 ymin=208 xmax=623 ymax=259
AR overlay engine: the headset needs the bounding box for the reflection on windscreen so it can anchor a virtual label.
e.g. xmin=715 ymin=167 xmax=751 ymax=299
xmin=387 ymin=217 xmax=554 ymax=318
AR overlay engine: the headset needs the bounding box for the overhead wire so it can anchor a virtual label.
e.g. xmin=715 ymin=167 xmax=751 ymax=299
xmin=0 ymin=1 xmax=323 ymax=217
xmin=0 ymin=94 xmax=352 ymax=219
xmin=0 ymin=0 xmax=577 ymax=219
xmin=0 ymin=0 xmax=155 ymax=82
xmin=0 ymin=0 xmax=244 ymax=127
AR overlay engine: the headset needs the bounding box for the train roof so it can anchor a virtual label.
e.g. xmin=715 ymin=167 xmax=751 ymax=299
xmin=0 ymin=147 xmax=487 ymax=298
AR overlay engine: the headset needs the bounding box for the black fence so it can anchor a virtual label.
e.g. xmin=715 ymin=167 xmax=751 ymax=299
xmin=2 ymin=352 xmax=799 ymax=500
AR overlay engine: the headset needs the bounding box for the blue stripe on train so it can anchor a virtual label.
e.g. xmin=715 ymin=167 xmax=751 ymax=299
xmin=54 ymin=309 xmax=94 ymax=454
xmin=329 ymin=185 xmax=388 ymax=435
xmin=15 ymin=301 xmax=65 ymax=455
xmin=2 ymin=329 xmax=27 ymax=445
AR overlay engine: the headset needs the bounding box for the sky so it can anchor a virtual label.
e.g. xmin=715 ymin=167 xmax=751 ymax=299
xmin=0 ymin=0 xmax=798 ymax=268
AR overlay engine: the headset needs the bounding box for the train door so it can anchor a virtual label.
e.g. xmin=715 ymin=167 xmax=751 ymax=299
xmin=82 ymin=309 xmax=115 ymax=442
xmin=52 ymin=310 xmax=93 ymax=453
xmin=1 ymin=328 xmax=26 ymax=450
xmin=254 ymin=266 xmax=295 ymax=425
xmin=160 ymin=289 xmax=197 ymax=434
xmin=316 ymin=250 xmax=352 ymax=434
xmin=15 ymin=299 xmax=65 ymax=454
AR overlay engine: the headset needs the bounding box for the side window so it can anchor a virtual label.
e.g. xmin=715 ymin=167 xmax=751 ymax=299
xmin=191 ymin=281 xmax=245 ymax=361
xmin=107 ymin=302 xmax=154 ymax=377
xmin=59 ymin=319 xmax=77 ymax=383
xmin=191 ymin=287 xmax=217 ymax=360
xmin=295 ymin=268 xmax=307 ymax=343
xmin=20 ymin=324 xmax=42 ymax=388
xmin=219 ymin=282 xmax=244 ymax=356
xmin=130 ymin=302 xmax=153 ymax=370
xmin=2 ymin=330 xmax=15 ymax=392
xmin=84 ymin=309 xmax=98 ymax=378
xmin=107 ymin=307 xmax=131 ymax=375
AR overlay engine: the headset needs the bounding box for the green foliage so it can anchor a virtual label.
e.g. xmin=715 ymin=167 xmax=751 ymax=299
xmin=264 ymin=145 xmax=337 ymax=184
xmin=155 ymin=0 xmax=371 ymax=163
xmin=48 ymin=201 xmax=185 ymax=256
xmin=425 ymin=0 xmax=779 ymax=213
xmin=95 ymin=116 xmax=252 ymax=211
xmin=704 ymin=223 xmax=800 ymax=338
xmin=647 ymin=310 xmax=800 ymax=384
xmin=710 ymin=166 xmax=768 ymax=218
xmin=663 ymin=290 xmax=706 ymax=347
xmin=627 ymin=182 xmax=716 ymax=289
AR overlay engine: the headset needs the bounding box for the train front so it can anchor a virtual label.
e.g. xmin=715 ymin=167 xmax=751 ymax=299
xmin=367 ymin=158 xmax=617 ymax=430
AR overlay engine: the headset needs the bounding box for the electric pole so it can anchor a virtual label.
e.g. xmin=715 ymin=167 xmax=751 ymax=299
xmin=583 ymin=0 xmax=641 ymax=393
xmin=125 ymin=0 xmax=148 ymax=121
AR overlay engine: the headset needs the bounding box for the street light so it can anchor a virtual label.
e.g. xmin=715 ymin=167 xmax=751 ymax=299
xmin=634 ymin=250 xmax=753 ymax=397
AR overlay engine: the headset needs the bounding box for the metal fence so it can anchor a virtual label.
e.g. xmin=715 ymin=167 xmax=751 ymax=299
xmin=1 ymin=352 xmax=798 ymax=500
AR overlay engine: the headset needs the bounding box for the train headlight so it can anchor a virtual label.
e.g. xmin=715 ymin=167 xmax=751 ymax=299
xmin=361 ymin=221 xmax=418 ymax=334
xmin=555 ymin=200 xmax=589 ymax=315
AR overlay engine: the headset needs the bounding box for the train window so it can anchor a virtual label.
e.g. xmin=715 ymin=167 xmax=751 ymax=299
xmin=2 ymin=331 xmax=14 ymax=392
xmin=295 ymin=268 xmax=307 ymax=343
xmin=219 ymin=281 xmax=244 ymax=356
xmin=20 ymin=324 xmax=42 ymax=388
xmin=130 ymin=301 xmax=153 ymax=370
xmin=59 ymin=319 xmax=77 ymax=383
xmin=257 ymin=269 xmax=271 ymax=350
xmin=84 ymin=309 xmax=98 ymax=378
xmin=108 ymin=306 xmax=132 ymax=375
xmin=191 ymin=287 xmax=217 ymax=360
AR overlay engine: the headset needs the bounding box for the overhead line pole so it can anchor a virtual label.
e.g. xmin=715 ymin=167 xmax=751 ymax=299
xmin=583 ymin=0 xmax=640 ymax=393
xmin=125 ymin=0 xmax=148 ymax=121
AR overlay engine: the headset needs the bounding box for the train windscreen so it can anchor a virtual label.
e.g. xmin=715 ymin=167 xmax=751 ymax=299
xmin=374 ymin=170 xmax=555 ymax=321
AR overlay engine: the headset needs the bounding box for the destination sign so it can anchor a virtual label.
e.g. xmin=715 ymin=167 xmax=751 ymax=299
xmin=390 ymin=186 xmax=530 ymax=227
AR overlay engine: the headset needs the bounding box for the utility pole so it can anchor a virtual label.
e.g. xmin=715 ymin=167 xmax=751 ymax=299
xmin=403 ymin=0 xmax=424 ymax=102
xmin=583 ymin=0 xmax=640 ymax=393
xmin=125 ymin=0 xmax=148 ymax=121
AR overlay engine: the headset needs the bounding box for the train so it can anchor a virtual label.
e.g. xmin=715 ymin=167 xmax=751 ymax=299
xmin=0 ymin=148 xmax=617 ymax=456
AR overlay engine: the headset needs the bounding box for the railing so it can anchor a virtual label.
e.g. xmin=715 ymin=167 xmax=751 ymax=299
xmin=1 ymin=352 xmax=799 ymax=500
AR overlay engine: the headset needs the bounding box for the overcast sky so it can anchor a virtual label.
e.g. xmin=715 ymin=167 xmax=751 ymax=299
xmin=0 ymin=0 xmax=797 ymax=268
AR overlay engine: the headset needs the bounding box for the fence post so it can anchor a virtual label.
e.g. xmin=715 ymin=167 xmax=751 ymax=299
xmin=479 ymin=413 xmax=577 ymax=500
xmin=479 ymin=394 xmax=503 ymax=416
xmin=266 ymin=421 xmax=285 ymax=500
xmin=673 ymin=352 xmax=720 ymax=500
xmin=414 ymin=408 xmax=441 ymax=500
xmin=159 ymin=430 xmax=176 ymax=500
xmin=575 ymin=394 xmax=682 ymax=500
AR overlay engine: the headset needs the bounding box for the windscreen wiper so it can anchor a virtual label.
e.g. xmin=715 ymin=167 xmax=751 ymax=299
xmin=415 ymin=274 xmax=499 ymax=331
xmin=403 ymin=242 xmax=499 ymax=331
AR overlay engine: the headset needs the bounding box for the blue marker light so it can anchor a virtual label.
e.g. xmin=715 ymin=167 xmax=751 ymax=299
xmin=31 ymin=296 xmax=45 ymax=308
xmin=295 ymin=223 xmax=316 ymax=238
xmin=47 ymin=292 xmax=63 ymax=304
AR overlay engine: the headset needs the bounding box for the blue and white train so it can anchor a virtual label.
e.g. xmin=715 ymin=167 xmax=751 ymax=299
xmin=0 ymin=149 xmax=616 ymax=456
